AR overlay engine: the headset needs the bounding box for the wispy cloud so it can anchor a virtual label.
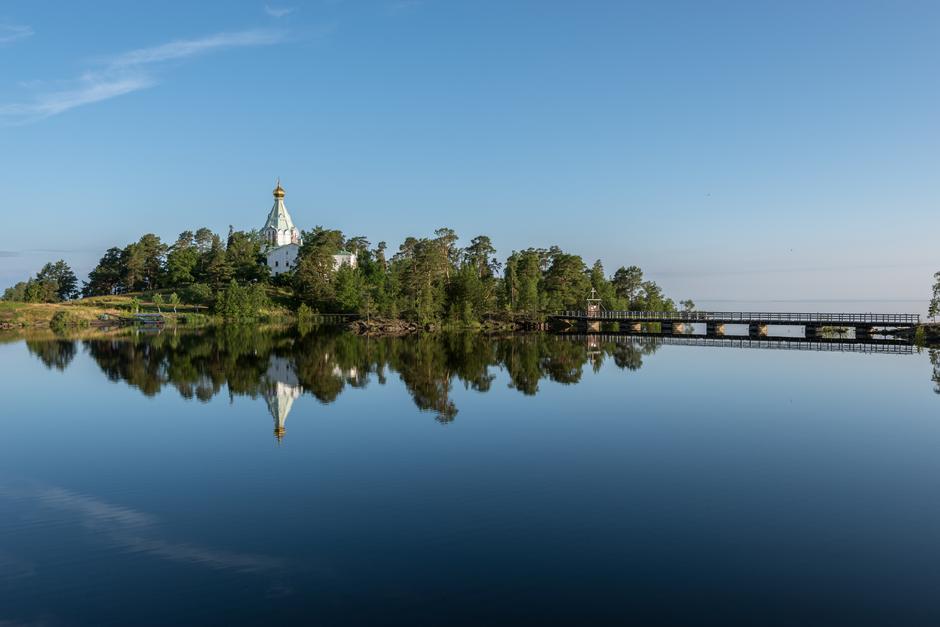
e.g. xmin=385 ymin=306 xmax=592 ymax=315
xmin=0 ymin=76 xmax=155 ymax=120
xmin=105 ymin=29 xmax=283 ymax=68
xmin=265 ymin=5 xmax=295 ymax=18
xmin=0 ymin=23 xmax=33 ymax=45
xmin=1 ymin=29 xmax=284 ymax=124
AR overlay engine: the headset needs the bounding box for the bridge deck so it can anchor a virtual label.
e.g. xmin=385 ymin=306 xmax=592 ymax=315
xmin=553 ymin=311 xmax=920 ymax=326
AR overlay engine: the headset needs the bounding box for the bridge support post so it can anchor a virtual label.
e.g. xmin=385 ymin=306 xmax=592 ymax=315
xmin=805 ymin=325 xmax=819 ymax=339
xmin=748 ymin=322 xmax=767 ymax=338
xmin=706 ymin=322 xmax=724 ymax=336
xmin=661 ymin=322 xmax=673 ymax=334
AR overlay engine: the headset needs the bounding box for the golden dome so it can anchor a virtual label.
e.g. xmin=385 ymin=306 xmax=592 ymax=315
xmin=273 ymin=179 xmax=285 ymax=198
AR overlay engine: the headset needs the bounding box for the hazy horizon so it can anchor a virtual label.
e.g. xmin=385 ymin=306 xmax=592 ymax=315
xmin=2 ymin=1 xmax=937 ymax=304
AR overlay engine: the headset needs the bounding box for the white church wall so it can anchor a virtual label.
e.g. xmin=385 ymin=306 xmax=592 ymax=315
xmin=267 ymin=244 xmax=299 ymax=276
xmin=333 ymin=253 xmax=357 ymax=270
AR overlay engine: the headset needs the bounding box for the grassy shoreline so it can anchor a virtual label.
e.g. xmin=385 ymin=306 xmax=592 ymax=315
xmin=0 ymin=296 xmax=530 ymax=334
xmin=0 ymin=284 xmax=301 ymax=329
xmin=0 ymin=294 xmax=260 ymax=329
xmin=5 ymin=297 xmax=937 ymax=345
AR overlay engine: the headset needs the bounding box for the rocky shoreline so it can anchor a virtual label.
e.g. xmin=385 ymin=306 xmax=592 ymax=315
xmin=346 ymin=316 xmax=549 ymax=336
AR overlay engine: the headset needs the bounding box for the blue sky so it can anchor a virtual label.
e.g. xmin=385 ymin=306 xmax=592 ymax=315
xmin=1 ymin=0 xmax=937 ymax=304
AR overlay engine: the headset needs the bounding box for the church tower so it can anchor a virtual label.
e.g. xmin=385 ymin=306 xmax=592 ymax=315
xmin=262 ymin=179 xmax=301 ymax=247
xmin=262 ymin=179 xmax=303 ymax=276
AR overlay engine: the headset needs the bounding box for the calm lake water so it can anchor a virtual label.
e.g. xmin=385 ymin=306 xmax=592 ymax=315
xmin=1 ymin=327 xmax=939 ymax=626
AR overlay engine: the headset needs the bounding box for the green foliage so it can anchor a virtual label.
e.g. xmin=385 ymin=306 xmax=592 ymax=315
xmin=183 ymin=283 xmax=214 ymax=306
xmin=166 ymin=231 xmax=199 ymax=285
xmin=296 ymin=303 xmax=319 ymax=335
xmin=590 ymin=260 xmax=621 ymax=310
xmin=23 ymin=279 xmax=59 ymax=303
xmin=214 ymin=280 xmax=268 ymax=320
xmin=446 ymin=262 xmax=497 ymax=324
xmin=2 ymin=282 xmax=28 ymax=302
xmin=49 ymin=310 xmax=87 ymax=333
xmin=36 ymin=260 xmax=79 ymax=300
xmin=83 ymin=247 xmax=125 ymax=296
xmin=123 ymin=234 xmax=167 ymax=291
xmin=168 ymin=292 xmax=180 ymax=313
xmin=333 ymin=265 xmax=365 ymax=313
xmin=297 ymin=303 xmax=316 ymax=320
xmin=612 ymin=265 xmax=644 ymax=303
xmin=634 ymin=280 xmax=675 ymax=312
xmin=293 ymin=246 xmax=337 ymax=309
xmin=504 ymin=249 xmax=544 ymax=316
xmin=931 ymin=349 xmax=940 ymax=395
xmin=226 ymin=230 xmax=270 ymax=284
xmin=542 ymin=251 xmax=591 ymax=311
xmin=200 ymin=235 xmax=234 ymax=290
xmin=61 ymin=222 xmax=689 ymax=326
xmin=82 ymin=227 xmax=270 ymax=298
xmin=81 ymin=235 xmax=166 ymax=295
xmin=680 ymin=299 xmax=696 ymax=312
xmin=345 ymin=236 xmax=370 ymax=257
xmin=178 ymin=312 xmax=210 ymax=325
xmin=929 ymin=271 xmax=940 ymax=320
xmin=2 ymin=260 xmax=78 ymax=303
xmin=299 ymin=226 xmax=345 ymax=258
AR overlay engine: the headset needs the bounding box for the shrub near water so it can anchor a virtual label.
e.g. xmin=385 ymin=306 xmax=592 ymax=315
xmin=214 ymin=280 xmax=268 ymax=320
xmin=183 ymin=283 xmax=214 ymax=306
xmin=49 ymin=310 xmax=87 ymax=333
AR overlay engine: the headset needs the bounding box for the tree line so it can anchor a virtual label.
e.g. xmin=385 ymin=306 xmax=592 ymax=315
xmin=295 ymin=227 xmax=690 ymax=322
xmin=2 ymin=260 xmax=79 ymax=303
xmin=930 ymin=271 xmax=940 ymax=321
xmin=3 ymin=224 xmax=689 ymax=320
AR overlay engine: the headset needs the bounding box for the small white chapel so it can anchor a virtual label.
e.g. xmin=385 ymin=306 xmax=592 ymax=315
xmin=261 ymin=179 xmax=357 ymax=276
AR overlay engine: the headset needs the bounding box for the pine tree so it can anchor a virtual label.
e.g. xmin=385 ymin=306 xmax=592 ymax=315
xmin=929 ymin=271 xmax=940 ymax=321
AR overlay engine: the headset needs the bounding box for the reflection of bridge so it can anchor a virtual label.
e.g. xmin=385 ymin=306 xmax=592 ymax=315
xmin=551 ymin=310 xmax=920 ymax=337
xmin=563 ymin=333 xmax=915 ymax=354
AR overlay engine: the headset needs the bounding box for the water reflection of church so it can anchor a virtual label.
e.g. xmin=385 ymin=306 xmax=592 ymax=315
xmin=261 ymin=355 xmax=365 ymax=442
xmin=263 ymin=357 xmax=303 ymax=442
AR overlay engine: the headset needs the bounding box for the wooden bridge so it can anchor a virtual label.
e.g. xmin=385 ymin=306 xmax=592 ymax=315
xmin=550 ymin=310 xmax=919 ymax=338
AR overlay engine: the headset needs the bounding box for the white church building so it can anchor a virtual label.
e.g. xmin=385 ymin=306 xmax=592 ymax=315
xmin=262 ymin=180 xmax=357 ymax=276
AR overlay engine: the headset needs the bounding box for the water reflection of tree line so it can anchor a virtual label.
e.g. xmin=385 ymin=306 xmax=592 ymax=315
xmin=25 ymin=339 xmax=77 ymax=371
xmin=930 ymin=349 xmax=940 ymax=395
xmin=24 ymin=329 xmax=664 ymax=422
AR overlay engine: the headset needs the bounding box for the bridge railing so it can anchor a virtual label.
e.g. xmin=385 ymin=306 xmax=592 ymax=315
xmin=556 ymin=311 xmax=920 ymax=324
